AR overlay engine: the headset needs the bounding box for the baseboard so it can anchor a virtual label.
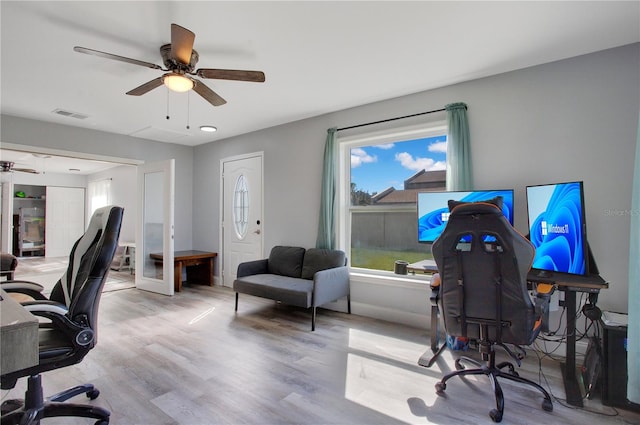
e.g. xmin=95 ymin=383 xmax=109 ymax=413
xmin=349 ymin=301 xmax=430 ymax=329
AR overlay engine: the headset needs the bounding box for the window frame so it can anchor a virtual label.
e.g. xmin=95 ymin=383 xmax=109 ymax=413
xmin=337 ymin=121 xmax=448 ymax=278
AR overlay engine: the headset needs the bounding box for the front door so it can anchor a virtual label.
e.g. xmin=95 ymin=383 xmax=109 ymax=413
xmin=135 ymin=159 xmax=175 ymax=295
xmin=222 ymin=153 xmax=263 ymax=287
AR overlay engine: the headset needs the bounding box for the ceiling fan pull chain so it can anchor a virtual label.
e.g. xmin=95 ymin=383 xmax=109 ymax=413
xmin=166 ymin=88 xmax=170 ymax=120
xmin=186 ymin=91 xmax=190 ymax=130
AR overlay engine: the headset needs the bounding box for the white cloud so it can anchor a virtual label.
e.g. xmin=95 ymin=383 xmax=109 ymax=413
xmin=374 ymin=143 xmax=395 ymax=150
xmin=395 ymin=152 xmax=444 ymax=172
xmin=351 ymin=148 xmax=377 ymax=168
xmin=428 ymin=140 xmax=447 ymax=153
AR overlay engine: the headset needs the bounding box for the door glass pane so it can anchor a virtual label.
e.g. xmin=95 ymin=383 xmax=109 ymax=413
xmin=143 ymin=171 xmax=163 ymax=279
xmin=233 ymin=174 xmax=249 ymax=239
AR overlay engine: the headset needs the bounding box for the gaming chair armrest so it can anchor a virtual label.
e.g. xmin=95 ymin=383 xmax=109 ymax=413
xmin=22 ymin=300 xmax=69 ymax=316
xmin=429 ymin=273 xmax=441 ymax=306
xmin=1 ymin=280 xmax=46 ymax=300
xmin=22 ymin=300 xmax=96 ymax=347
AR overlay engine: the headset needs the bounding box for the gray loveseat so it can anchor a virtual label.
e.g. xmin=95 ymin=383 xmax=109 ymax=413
xmin=233 ymin=246 xmax=350 ymax=330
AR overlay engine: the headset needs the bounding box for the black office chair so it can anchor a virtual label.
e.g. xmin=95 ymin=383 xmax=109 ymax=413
xmin=431 ymin=201 xmax=554 ymax=423
xmin=1 ymin=205 xmax=123 ymax=425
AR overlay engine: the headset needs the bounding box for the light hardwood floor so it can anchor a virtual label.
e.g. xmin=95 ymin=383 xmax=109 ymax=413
xmin=2 ymin=258 xmax=640 ymax=425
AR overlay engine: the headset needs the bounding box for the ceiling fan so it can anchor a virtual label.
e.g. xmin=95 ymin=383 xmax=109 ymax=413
xmin=0 ymin=161 xmax=39 ymax=174
xmin=74 ymin=23 xmax=265 ymax=107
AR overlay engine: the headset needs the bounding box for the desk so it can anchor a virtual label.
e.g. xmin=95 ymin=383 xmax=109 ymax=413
xmin=150 ymin=250 xmax=217 ymax=292
xmin=1 ymin=289 xmax=38 ymax=375
xmin=407 ymin=259 xmax=438 ymax=275
xmin=528 ymin=272 xmax=608 ymax=407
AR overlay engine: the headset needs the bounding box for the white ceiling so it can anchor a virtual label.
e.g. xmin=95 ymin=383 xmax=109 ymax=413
xmin=1 ymin=1 xmax=639 ymax=148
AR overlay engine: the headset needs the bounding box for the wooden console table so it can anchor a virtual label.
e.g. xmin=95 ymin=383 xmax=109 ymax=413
xmin=150 ymin=250 xmax=217 ymax=292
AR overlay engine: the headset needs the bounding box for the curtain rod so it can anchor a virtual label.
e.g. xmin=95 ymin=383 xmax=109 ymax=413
xmin=336 ymin=107 xmax=446 ymax=132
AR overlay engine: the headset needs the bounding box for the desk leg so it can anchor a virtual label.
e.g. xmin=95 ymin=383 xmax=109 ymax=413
xmin=561 ymin=290 xmax=583 ymax=407
xmin=174 ymin=262 xmax=182 ymax=292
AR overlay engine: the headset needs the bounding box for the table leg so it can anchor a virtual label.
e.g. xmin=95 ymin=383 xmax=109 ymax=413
xmin=561 ymin=290 xmax=583 ymax=407
xmin=174 ymin=262 xmax=182 ymax=292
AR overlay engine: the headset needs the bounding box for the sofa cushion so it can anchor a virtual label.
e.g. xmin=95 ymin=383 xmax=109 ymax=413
xmin=301 ymin=248 xmax=346 ymax=280
xmin=268 ymin=246 xmax=305 ymax=278
xmin=234 ymin=274 xmax=313 ymax=307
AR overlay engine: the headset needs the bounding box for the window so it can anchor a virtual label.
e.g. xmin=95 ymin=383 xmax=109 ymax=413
xmin=338 ymin=122 xmax=447 ymax=273
xmin=88 ymin=178 xmax=112 ymax=216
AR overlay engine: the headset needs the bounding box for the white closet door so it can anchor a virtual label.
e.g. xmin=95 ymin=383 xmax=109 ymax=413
xmin=45 ymin=187 xmax=85 ymax=258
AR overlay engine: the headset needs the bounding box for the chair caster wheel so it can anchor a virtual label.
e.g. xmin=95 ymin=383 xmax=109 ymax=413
xmin=435 ymin=382 xmax=446 ymax=394
xmin=542 ymin=399 xmax=553 ymax=412
xmin=87 ymin=389 xmax=100 ymax=400
xmin=454 ymin=359 xmax=465 ymax=370
xmin=94 ymin=420 xmax=109 ymax=425
xmin=489 ymin=409 xmax=503 ymax=422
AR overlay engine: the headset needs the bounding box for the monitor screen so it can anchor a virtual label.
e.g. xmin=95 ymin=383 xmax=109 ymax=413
xmin=526 ymin=181 xmax=588 ymax=276
xmin=417 ymin=189 xmax=514 ymax=244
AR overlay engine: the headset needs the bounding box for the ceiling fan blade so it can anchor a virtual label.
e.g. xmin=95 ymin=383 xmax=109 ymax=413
xmin=14 ymin=168 xmax=39 ymax=174
xmin=196 ymin=68 xmax=265 ymax=83
xmin=171 ymin=24 xmax=195 ymax=65
xmin=192 ymin=80 xmax=227 ymax=106
xmin=74 ymin=46 xmax=163 ymax=70
xmin=126 ymin=77 xmax=164 ymax=96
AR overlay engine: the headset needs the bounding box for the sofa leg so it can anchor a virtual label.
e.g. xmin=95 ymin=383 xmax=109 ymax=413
xmin=312 ymin=307 xmax=316 ymax=331
xmin=235 ymin=292 xmax=239 ymax=311
xmin=347 ymin=294 xmax=351 ymax=314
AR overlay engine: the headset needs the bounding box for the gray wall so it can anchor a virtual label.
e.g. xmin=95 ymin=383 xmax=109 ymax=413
xmin=194 ymin=43 xmax=639 ymax=317
xmin=2 ymin=43 xmax=638 ymax=323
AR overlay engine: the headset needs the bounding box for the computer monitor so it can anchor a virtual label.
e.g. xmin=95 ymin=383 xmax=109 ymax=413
xmin=526 ymin=181 xmax=588 ymax=277
xmin=417 ymin=189 xmax=514 ymax=244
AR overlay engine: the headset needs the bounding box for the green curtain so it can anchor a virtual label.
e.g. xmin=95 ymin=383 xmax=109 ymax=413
xmin=316 ymin=128 xmax=337 ymax=249
xmin=628 ymin=112 xmax=640 ymax=404
xmin=445 ymin=102 xmax=472 ymax=191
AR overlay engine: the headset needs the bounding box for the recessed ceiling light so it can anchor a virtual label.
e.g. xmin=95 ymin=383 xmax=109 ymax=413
xmin=200 ymin=125 xmax=217 ymax=133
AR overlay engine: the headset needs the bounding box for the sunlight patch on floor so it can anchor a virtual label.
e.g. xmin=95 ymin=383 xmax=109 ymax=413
xmin=345 ymin=328 xmax=442 ymax=423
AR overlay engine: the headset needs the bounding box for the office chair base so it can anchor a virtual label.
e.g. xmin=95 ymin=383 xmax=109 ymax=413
xmin=435 ymin=352 xmax=553 ymax=423
xmin=0 ymin=375 xmax=110 ymax=425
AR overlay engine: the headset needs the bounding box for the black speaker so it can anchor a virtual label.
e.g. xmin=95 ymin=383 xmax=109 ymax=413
xmin=601 ymin=323 xmax=640 ymax=412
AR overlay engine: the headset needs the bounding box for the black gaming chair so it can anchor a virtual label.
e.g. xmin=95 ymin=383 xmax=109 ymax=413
xmin=431 ymin=201 xmax=554 ymax=423
xmin=1 ymin=205 xmax=123 ymax=425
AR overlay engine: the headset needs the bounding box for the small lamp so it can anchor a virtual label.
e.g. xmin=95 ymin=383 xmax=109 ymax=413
xmin=163 ymin=73 xmax=194 ymax=92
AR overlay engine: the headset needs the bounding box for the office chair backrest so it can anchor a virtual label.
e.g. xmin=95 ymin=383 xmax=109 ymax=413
xmin=432 ymin=202 xmax=536 ymax=345
xmin=49 ymin=205 xmax=123 ymax=338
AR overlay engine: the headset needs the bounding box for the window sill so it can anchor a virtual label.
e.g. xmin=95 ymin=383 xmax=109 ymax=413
xmin=349 ymin=269 xmax=434 ymax=289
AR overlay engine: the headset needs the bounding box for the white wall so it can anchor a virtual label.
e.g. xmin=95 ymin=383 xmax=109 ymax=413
xmin=194 ymin=43 xmax=639 ymax=324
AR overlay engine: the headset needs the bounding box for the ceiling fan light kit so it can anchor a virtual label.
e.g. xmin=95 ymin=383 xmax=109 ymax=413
xmin=74 ymin=23 xmax=265 ymax=107
xmin=163 ymin=73 xmax=194 ymax=92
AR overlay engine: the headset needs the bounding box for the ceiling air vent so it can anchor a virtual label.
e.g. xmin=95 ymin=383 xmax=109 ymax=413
xmin=52 ymin=109 xmax=89 ymax=120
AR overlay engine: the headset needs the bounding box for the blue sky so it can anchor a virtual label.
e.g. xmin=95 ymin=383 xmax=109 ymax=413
xmin=351 ymin=135 xmax=447 ymax=194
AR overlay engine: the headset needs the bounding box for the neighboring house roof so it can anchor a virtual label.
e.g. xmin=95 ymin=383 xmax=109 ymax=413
xmin=373 ymin=170 xmax=446 ymax=204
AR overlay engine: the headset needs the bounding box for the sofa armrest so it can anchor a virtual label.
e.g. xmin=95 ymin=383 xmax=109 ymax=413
xmin=237 ymin=259 xmax=269 ymax=278
xmin=313 ymin=265 xmax=350 ymax=307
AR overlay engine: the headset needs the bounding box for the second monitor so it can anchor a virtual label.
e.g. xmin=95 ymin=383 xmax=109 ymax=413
xmin=417 ymin=189 xmax=515 ymax=244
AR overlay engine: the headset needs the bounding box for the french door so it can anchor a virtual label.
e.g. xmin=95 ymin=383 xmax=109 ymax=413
xmin=135 ymin=159 xmax=175 ymax=295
